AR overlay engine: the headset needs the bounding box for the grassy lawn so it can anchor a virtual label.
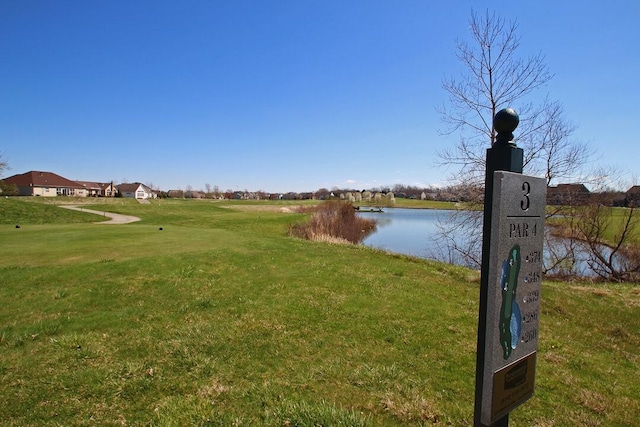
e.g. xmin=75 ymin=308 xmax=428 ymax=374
xmin=547 ymin=205 xmax=640 ymax=246
xmin=606 ymin=206 xmax=640 ymax=245
xmin=0 ymin=197 xmax=638 ymax=426
xmin=357 ymin=198 xmax=457 ymax=210
xmin=0 ymin=196 xmax=106 ymax=225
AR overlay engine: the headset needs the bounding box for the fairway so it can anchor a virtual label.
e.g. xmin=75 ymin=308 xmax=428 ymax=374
xmin=0 ymin=198 xmax=638 ymax=426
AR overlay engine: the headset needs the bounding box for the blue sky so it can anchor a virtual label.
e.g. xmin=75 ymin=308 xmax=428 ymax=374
xmin=1 ymin=1 xmax=638 ymax=192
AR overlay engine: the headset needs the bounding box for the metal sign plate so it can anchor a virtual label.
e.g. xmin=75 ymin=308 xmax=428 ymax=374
xmin=480 ymin=171 xmax=546 ymax=425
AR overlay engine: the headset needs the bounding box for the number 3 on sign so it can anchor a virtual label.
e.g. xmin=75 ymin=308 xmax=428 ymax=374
xmin=521 ymin=182 xmax=530 ymax=211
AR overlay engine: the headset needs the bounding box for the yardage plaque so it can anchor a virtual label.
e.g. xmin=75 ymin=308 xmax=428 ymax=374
xmin=480 ymin=171 xmax=546 ymax=425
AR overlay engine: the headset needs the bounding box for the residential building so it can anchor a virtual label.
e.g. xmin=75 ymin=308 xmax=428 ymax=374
xmin=626 ymin=185 xmax=640 ymax=207
xmin=117 ymin=182 xmax=157 ymax=199
xmin=2 ymin=171 xmax=85 ymax=197
xmin=76 ymin=181 xmax=117 ymax=197
xmin=547 ymin=183 xmax=590 ymax=205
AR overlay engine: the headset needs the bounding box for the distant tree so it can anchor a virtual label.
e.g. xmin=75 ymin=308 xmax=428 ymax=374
xmin=392 ymin=184 xmax=406 ymax=194
xmin=315 ymin=188 xmax=331 ymax=199
xmin=0 ymin=181 xmax=18 ymax=195
xmin=0 ymin=151 xmax=8 ymax=177
xmin=0 ymin=151 xmax=14 ymax=194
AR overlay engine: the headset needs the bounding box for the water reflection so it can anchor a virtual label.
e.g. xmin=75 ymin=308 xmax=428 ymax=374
xmin=357 ymin=208 xmax=622 ymax=278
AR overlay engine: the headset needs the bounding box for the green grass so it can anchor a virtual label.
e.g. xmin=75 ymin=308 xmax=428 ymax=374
xmin=0 ymin=197 xmax=638 ymax=426
xmin=356 ymin=198 xmax=457 ymax=210
xmin=548 ymin=205 xmax=640 ymax=246
xmin=606 ymin=206 xmax=640 ymax=245
xmin=0 ymin=197 xmax=105 ymax=224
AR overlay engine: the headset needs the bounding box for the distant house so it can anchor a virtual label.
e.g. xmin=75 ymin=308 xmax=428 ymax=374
xmin=76 ymin=181 xmax=117 ymax=197
xmin=547 ymin=183 xmax=590 ymax=205
xmin=102 ymin=182 xmax=117 ymax=197
xmin=626 ymin=186 xmax=640 ymax=207
xmin=117 ymin=182 xmax=157 ymax=199
xmin=2 ymin=171 xmax=86 ymax=197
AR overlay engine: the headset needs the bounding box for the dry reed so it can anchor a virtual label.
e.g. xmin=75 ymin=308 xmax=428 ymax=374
xmin=288 ymin=201 xmax=377 ymax=244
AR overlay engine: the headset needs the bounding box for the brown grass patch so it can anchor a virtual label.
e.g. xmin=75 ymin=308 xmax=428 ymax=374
xmin=576 ymin=389 xmax=608 ymax=415
xmin=380 ymin=392 xmax=440 ymax=423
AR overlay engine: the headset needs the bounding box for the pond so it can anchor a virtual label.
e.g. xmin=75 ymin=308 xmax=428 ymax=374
xmin=357 ymin=207 xmax=623 ymax=278
xmin=357 ymin=208 xmax=451 ymax=259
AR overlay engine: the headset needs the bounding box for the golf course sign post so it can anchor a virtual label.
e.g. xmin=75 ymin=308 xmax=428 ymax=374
xmin=474 ymin=108 xmax=546 ymax=426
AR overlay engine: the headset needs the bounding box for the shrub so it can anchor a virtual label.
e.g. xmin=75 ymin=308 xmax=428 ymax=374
xmin=289 ymin=201 xmax=377 ymax=244
xmin=0 ymin=181 xmax=18 ymax=196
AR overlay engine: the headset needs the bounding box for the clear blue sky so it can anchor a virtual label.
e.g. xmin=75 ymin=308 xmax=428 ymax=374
xmin=1 ymin=1 xmax=638 ymax=193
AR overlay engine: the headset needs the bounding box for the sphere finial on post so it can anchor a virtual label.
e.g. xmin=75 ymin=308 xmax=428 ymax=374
xmin=493 ymin=108 xmax=519 ymax=147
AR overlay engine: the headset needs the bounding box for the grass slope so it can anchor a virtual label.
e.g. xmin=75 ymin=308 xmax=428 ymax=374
xmin=0 ymin=198 xmax=638 ymax=426
xmin=0 ymin=197 xmax=105 ymax=225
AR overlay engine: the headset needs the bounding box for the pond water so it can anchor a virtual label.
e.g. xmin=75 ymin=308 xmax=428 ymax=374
xmin=357 ymin=207 xmax=622 ymax=277
xmin=358 ymin=208 xmax=450 ymax=259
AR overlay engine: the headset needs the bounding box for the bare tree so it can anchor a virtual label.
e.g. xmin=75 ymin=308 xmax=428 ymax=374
xmin=546 ymin=189 xmax=640 ymax=282
xmin=0 ymin=151 xmax=7 ymax=176
xmin=432 ymin=10 xmax=592 ymax=269
xmin=0 ymin=153 xmax=17 ymax=195
xmin=437 ymin=11 xmax=589 ymax=188
xmin=145 ymin=181 xmax=159 ymax=191
xmin=519 ymin=100 xmax=594 ymax=186
xmin=577 ymin=202 xmax=640 ymax=282
xmin=431 ymin=210 xmax=484 ymax=268
xmin=438 ymin=11 xmax=551 ymax=186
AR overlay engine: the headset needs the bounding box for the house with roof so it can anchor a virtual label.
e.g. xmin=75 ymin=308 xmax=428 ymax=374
xmin=117 ymin=182 xmax=157 ymax=199
xmin=2 ymin=171 xmax=86 ymax=197
xmin=547 ymin=183 xmax=591 ymax=205
xmin=626 ymin=185 xmax=640 ymax=207
xmin=76 ymin=181 xmax=117 ymax=197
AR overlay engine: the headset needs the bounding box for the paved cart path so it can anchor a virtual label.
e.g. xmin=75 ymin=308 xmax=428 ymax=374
xmin=60 ymin=205 xmax=141 ymax=224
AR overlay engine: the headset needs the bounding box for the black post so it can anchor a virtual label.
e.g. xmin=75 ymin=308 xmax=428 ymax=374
xmin=474 ymin=108 xmax=523 ymax=427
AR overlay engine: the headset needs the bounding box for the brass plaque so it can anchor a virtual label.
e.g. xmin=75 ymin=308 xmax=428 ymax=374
xmin=491 ymin=352 xmax=537 ymax=422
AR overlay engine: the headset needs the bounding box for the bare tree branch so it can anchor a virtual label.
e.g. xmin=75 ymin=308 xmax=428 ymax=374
xmin=434 ymin=10 xmax=593 ymax=269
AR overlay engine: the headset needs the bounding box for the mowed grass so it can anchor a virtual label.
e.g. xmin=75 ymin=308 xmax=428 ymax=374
xmin=0 ymin=196 xmax=105 ymax=225
xmin=547 ymin=205 xmax=640 ymax=246
xmin=0 ymin=198 xmax=638 ymax=426
xmin=605 ymin=206 xmax=640 ymax=245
